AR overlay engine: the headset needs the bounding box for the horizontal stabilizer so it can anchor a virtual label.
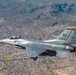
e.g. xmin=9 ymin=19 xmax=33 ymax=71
xmin=56 ymin=50 xmax=70 ymax=58
xmin=72 ymin=44 xmax=76 ymax=47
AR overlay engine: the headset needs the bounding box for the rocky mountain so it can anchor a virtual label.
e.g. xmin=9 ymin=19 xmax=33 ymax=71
xmin=0 ymin=0 xmax=76 ymax=5
xmin=0 ymin=1 xmax=76 ymax=75
xmin=0 ymin=1 xmax=76 ymax=39
xmin=0 ymin=2 xmax=76 ymax=26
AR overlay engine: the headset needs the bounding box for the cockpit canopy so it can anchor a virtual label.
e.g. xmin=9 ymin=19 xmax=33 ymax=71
xmin=9 ymin=36 xmax=21 ymax=39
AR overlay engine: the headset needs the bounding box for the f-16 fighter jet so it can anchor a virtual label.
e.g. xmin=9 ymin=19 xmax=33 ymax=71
xmin=0 ymin=27 xmax=76 ymax=60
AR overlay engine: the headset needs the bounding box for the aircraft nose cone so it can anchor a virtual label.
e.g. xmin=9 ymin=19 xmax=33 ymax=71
xmin=0 ymin=39 xmax=9 ymax=43
xmin=0 ymin=39 xmax=4 ymax=42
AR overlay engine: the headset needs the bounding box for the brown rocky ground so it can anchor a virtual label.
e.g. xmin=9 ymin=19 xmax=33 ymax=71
xmin=0 ymin=1 xmax=76 ymax=75
xmin=0 ymin=51 xmax=76 ymax=75
xmin=0 ymin=25 xmax=76 ymax=75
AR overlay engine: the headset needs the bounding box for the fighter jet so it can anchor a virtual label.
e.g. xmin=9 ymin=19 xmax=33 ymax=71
xmin=0 ymin=27 xmax=76 ymax=60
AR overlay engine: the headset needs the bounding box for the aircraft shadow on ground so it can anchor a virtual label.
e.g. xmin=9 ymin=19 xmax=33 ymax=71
xmin=40 ymin=50 xmax=57 ymax=57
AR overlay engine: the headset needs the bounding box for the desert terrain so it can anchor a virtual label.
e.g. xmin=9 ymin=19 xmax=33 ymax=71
xmin=0 ymin=0 xmax=76 ymax=75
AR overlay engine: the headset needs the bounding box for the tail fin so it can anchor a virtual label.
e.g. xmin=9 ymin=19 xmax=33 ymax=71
xmin=56 ymin=27 xmax=76 ymax=44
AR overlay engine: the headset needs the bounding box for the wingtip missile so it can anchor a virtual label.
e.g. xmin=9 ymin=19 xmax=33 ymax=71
xmin=67 ymin=27 xmax=76 ymax=30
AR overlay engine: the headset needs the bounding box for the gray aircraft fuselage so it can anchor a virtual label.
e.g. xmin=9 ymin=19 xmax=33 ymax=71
xmin=0 ymin=27 xmax=76 ymax=60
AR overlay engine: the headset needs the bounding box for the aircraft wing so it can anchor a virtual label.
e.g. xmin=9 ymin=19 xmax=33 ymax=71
xmin=26 ymin=45 xmax=46 ymax=58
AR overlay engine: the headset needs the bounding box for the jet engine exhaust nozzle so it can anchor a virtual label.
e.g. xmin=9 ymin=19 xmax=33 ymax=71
xmin=66 ymin=46 xmax=74 ymax=51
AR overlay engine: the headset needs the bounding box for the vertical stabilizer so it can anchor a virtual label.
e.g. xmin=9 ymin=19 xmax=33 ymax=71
xmin=56 ymin=27 xmax=76 ymax=44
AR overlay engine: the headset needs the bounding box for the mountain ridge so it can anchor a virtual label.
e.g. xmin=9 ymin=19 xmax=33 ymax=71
xmin=0 ymin=2 xmax=76 ymax=26
xmin=0 ymin=0 xmax=76 ymax=5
